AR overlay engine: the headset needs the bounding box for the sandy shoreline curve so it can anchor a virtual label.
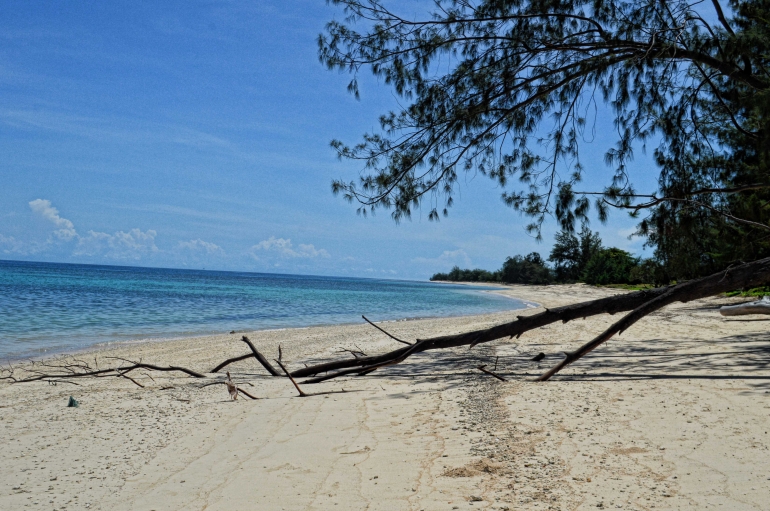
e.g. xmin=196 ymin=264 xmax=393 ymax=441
xmin=2 ymin=283 xmax=769 ymax=510
xmin=2 ymin=280 xmax=531 ymax=364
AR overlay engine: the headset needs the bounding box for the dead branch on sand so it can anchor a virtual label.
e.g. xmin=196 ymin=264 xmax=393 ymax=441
xmin=4 ymin=356 xmax=206 ymax=385
xmin=210 ymin=336 xmax=280 ymax=375
xmin=477 ymin=365 xmax=507 ymax=382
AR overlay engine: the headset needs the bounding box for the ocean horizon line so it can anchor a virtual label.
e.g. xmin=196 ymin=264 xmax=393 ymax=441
xmin=0 ymin=257 xmax=434 ymax=284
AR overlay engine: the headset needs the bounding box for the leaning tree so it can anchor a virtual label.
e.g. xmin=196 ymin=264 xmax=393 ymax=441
xmin=312 ymin=0 xmax=770 ymax=379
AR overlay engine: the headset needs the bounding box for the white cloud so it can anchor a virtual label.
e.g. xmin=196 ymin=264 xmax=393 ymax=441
xmin=0 ymin=234 xmax=26 ymax=254
xmin=75 ymin=228 xmax=158 ymax=260
xmin=22 ymin=199 xmax=164 ymax=261
xmin=412 ymin=249 xmax=472 ymax=269
xmin=28 ymin=199 xmax=77 ymax=240
xmin=178 ymin=238 xmax=224 ymax=255
xmin=250 ymin=237 xmax=329 ymax=259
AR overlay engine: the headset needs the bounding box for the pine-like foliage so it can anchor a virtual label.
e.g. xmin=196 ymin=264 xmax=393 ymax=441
xmin=548 ymin=226 xmax=602 ymax=281
xmin=636 ymin=0 xmax=770 ymax=279
xmin=321 ymin=0 xmax=770 ymax=257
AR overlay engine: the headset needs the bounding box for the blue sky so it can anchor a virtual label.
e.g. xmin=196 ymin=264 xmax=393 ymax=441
xmin=0 ymin=0 xmax=659 ymax=279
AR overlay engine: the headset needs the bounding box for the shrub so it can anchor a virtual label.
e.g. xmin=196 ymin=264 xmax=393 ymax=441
xmin=498 ymin=252 xmax=552 ymax=284
xmin=430 ymin=266 xmax=496 ymax=282
xmin=629 ymin=258 xmax=668 ymax=286
xmin=581 ymin=248 xmax=638 ymax=285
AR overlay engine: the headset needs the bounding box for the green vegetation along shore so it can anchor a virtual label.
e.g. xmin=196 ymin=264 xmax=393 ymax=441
xmin=431 ymin=226 xmax=665 ymax=287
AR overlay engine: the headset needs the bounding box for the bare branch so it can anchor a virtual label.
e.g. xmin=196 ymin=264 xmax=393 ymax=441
xmin=274 ymin=359 xmax=308 ymax=397
xmin=362 ymin=315 xmax=412 ymax=345
xmin=477 ymin=365 xmax=507 ymax=382
xmin=710 ymin=0 xmax=735 ymax=35
xmin=240 ymin=336 xmax=281 ymax=376
xmin=211 ymin=353 xmax=254 ymax=373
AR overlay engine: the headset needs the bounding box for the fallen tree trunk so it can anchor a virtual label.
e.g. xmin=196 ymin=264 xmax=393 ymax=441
xmin=294 ymin=256 xmax=770 ymax=383
xmin=290 ymin=286 xmax=671 ymax=379
xmin=238 ymin=336 xmax=281 ymax=376
xmin=300 ymin=340 xmax=425 ymax=384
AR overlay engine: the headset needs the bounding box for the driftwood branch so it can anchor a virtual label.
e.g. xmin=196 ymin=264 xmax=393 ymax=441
xmin=274 ymin=359 xmax=307 ymax=397
xmin=293 ymin=256 xmax=770 ymax=384
xmin=301 ymin=339 xmax=425 ymax=384
xmin=289 ymin=286 xmax=672 ymax=379
xmin=112 ymin=361 xmax=207 ymax=379
xmin=240 ymin=336 xmax=281 ymax=376
xmin=211 ymin=353 xmax=253 ymax=373
xmin=337 ymin=346 xmax=367 ymax=358
xmin=116 ymin=370 xmax=145 ymax=388
xmin=720 ymin=297 xmax=770 ymax=316
xmin=236 ymin=387 xmax=259 ymax=400
xmin=9 ymin=359 xmax=206 ymax=384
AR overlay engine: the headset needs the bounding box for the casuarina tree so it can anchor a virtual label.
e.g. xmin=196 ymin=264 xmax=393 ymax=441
xmin=317 ymin=0 xmax=770 ymax=379
xmin=321 ymin=0 xmax=769 ymax=239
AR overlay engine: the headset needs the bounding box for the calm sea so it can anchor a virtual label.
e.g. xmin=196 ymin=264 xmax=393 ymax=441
xmin=0 ymin=260 xmax=531 ymax=360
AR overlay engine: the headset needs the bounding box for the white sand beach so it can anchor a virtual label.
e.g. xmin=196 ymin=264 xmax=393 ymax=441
xmin=2 ymin=284 xmax=769 ymax=510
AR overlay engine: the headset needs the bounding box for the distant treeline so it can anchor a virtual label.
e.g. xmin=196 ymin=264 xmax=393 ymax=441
xmin=431 ymin=226 xmax=664 ymax=286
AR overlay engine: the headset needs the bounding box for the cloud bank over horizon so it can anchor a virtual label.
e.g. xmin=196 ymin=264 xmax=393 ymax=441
xmin=1 ymin=198 xmax=349 ymax=273
xmin=0 ymin=196 xmax=647 ymax=278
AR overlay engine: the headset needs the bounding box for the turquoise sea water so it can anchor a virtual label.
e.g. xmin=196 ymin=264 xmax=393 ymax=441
xmin=0 ymin=260 xmax=531 ymax=360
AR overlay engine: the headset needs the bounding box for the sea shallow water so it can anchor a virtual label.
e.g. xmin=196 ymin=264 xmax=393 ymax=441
xmin=0 ymin=260 xmax=533 ymax=360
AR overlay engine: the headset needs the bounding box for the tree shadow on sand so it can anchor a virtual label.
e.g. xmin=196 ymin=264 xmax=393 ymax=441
xmin=297 ymin=331 xmax=770 ymax=394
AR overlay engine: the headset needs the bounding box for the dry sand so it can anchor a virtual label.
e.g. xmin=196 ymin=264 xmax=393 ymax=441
xmin=2 ymin=284 xmax=769 ymax=510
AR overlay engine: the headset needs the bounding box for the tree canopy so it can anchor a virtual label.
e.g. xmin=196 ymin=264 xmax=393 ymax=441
xmin=431 ymin=227 xmax=646 ymax=285
xmin=431 ymin=266 xmax=497 ymax=282
xmin=581 ymin=247 xmax=638 ymax=285
xmin=321 ymin=0 xmax=770 ymax=276
xmin=548 ymin=225 xmax=602 ymax=282
xmin=499 ymin=252 xmax=553 ymax=284
xmin=430 ymin=252 xmax=552 ymax=284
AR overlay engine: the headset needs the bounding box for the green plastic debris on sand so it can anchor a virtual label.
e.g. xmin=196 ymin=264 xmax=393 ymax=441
xmin=67 ymin=396 xmax=79 ymax=408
